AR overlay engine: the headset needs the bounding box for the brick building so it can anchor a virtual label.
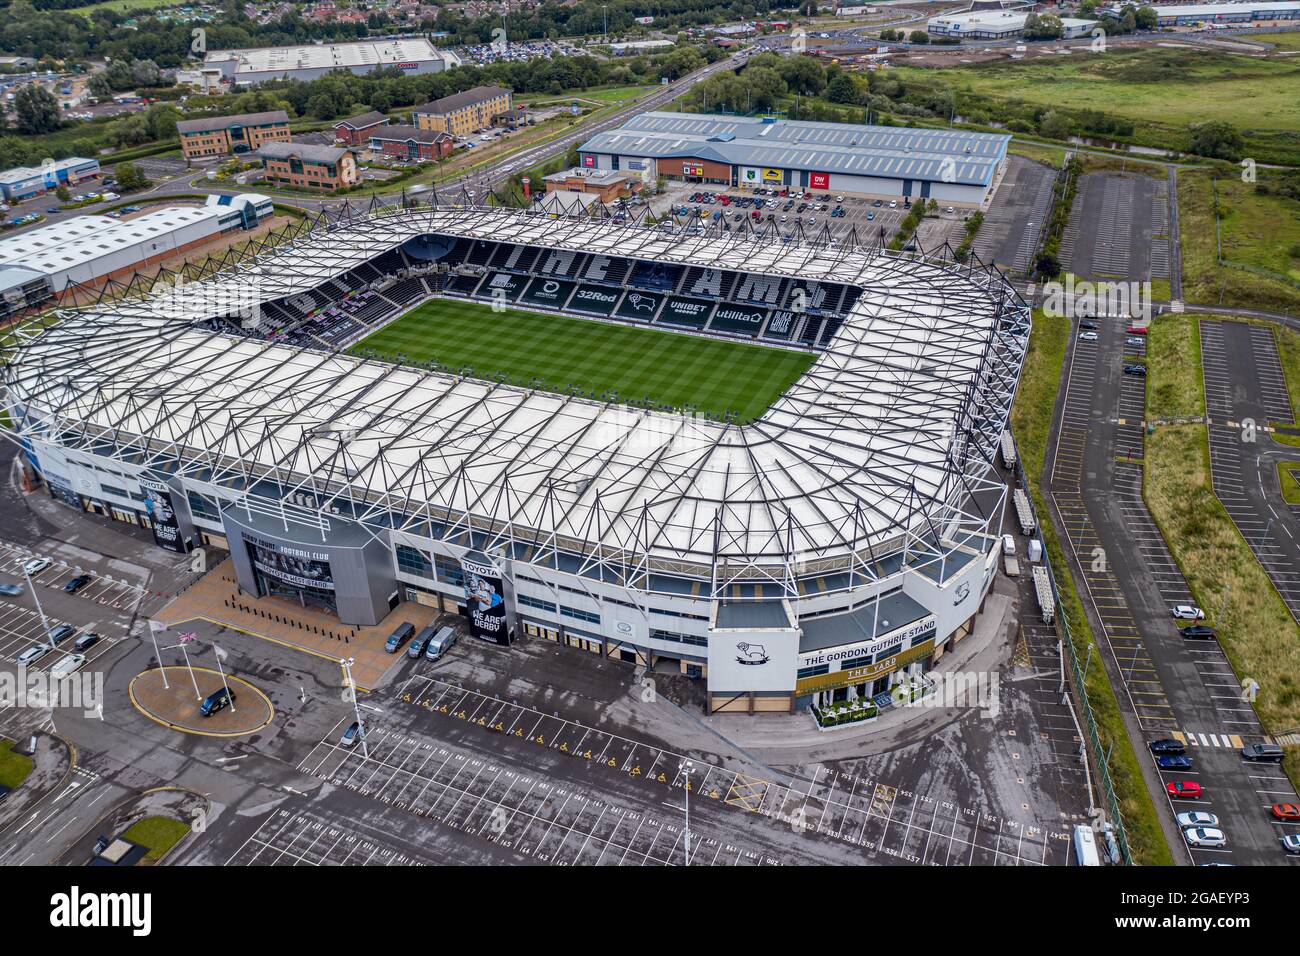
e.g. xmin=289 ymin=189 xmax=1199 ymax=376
xmin=256 ymin=141 xmax=358 ymax=191
xmin=367 ymin=125 xmax=454 ymax=162
xmin=177 ymin=110 xmax=292 ymax=160
xmin=412 ymin=86 xmax=512 ymax=137
xmin=334 ymin=110 xmax=390 ymax=146
xmin=542 ymin=167 xmax=641 ymax=203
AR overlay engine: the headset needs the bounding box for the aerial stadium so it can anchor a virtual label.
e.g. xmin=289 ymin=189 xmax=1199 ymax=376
xmin=1 ymin=192 xmax=1029 ymax=716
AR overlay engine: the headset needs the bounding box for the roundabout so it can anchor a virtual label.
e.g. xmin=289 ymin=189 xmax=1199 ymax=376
xmin=128 ymin=667 xmax=274 ymax=737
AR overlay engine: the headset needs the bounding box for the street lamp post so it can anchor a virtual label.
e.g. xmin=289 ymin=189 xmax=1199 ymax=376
xmin=23 ymin=565 xmax=55 ymax=652
xmin=679 ymin=758 xmax=694 ymax=865
xmin=342 ymin=657 xmax=369 ymax=759
xmin=213 ymin=642 xmax=235 ymax=713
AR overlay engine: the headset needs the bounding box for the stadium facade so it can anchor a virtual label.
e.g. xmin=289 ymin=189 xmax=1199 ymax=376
xmin=2 ymin=203 xmax=1028 ymax=716
xmin=577 ymin=112 xmax=1011 ymax=207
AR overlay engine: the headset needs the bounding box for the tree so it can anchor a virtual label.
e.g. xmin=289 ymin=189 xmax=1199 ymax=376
xmin=55 ymin=184 xmax=70 ymax=202
xmin=1038 ymin=110 xmax=1075 ymax=140
xmin=825 ymin=72 xmax=861 ymax=105
xmin=1134 ymin=5 xmax=1158 ymax=29
xmin=1188 ymin=121 xmax=1244 ymax=161
xmin=909 ymin=30 xmax=930 ymax=44
xmin=114 ymin=162 xmax=151 ymax=192
xmin=1036 ymin=251 xmax=1062 ymax=279
xmin=14 ymin=84 xmax=60 ymax=135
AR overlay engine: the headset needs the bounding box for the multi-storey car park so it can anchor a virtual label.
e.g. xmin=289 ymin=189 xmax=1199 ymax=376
xmin=1 ymin=202 xmax=1028 ymax=716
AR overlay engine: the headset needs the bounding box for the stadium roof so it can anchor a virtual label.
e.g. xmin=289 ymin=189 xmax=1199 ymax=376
xmin=3 ymin=207 xmax=1026 ymax=594
xmin=579 ymin=112 xmax=1011 ymax=187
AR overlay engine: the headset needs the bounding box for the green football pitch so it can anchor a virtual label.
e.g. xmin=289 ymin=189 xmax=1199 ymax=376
xmin=351 ymin=297 xmax=815 ymax=422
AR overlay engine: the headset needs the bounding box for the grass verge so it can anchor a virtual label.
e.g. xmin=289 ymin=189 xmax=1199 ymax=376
xmin=1144 ymin=319 xmax=1300 ymax=785
xmin=0 ymin=738 xmax=34 ymax=789
xmin=1012 ymin=310 xmax=1173 ymax=865
xmin=1146 ymin=313 xmax=1204 ymax=420
xmin=1276 ymin=462 xmax=1300 ymax=505
xmin=121 ymin=816 xmax=191 ymax=864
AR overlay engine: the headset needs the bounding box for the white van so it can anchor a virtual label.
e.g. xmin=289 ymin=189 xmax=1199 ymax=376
xmin=1073 ymin=824 xmax=1101 ymax=866
xmin=423 ymin=626 xmax=457 ymax=662
xmin=50 ymin=653 xmax=86 ymax=681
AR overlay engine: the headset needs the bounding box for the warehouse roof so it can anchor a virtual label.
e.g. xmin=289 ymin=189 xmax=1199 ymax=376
xmin=1135 ymin=1 xmax=1299 ymax=14
xmin=206 ymin=38 xmax=458 ymax=76
xmin=176 ymin=110 xmax=290 ymax=135
xmin=579 ymin=112 xmax=1010 ymax=187
xmin=368 ymin=124 xmax=452 ymax=145
xmin=335 ymin=110 xmax=389 ymax=130
xmin=413 ymin=85 xmax=511 ymax=116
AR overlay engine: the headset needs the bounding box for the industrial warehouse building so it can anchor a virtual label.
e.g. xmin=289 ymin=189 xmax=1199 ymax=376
xmin=1100 ymin=1 xmax=1299 ymax=25
xmin=0 ymin=157 xmax=100 ymax=202
xmin=3 ymin=204 xmax=1028 ymax=717
xmin=926 ymin=10 xmax=1099 ymax=38
xmin=578 ymin=112 xmax=1011 ymax=207
xmin=0 ymin=193 xmax=273 ymax=295
xmin=203 ymin=38 xmax=460 ymax=86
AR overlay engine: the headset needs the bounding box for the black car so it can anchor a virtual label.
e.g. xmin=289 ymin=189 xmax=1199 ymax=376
xmin=64 ymin=574 xmax=91 ymax=594
xmin=1149 ymin=738 xmax=1187 ymax=755
xmin=1180 ymin=624 xmax=1218 ymax=640
xmin=1079 ymin=321 xmax=1099 ymax=330
xmin=73 ymin=632 xmax=101 ymax=653
xmin=1123 ymin=364 xmax=1147 ymax=376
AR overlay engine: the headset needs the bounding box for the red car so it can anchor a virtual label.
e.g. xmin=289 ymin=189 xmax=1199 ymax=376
xmin=1126 ymin=325 xmax=1148 ymax=335
xmin=1167 ymin=781 xmax=1202 ymax=799
xmin=1272 ymin=803 xmax=1300 ymax=821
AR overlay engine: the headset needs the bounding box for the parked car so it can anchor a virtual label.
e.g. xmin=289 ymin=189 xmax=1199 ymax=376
xmin=47 ymin=624 xmax=76 ymax=645
xmin=198 ymin=686 xmax=235 ymax=717
xmin=424 ymin=626 xmax=457 ymax=662
xmin=1184 ymin=827 xmax=1226 ymax=848
xmin=1167 ymin=780 xmax=1202 ymax=799
xmin=16 ymin=644 xmax=50 ymax=667
xmin=1241 ymin=742 xmax=1285 ymax=763
xmin=1078 ymin=331 xmax=1099 ymax=342
xmin=72 ymin=632 xmax=101 ymax=653
xmin=339 ymin=720 xmax=365 ymax=748
xmin=1125 ymin=336 xmax=1146 ymax=347
xmin=1123 ymin=364 xmax=1147 ymax=376
xmin=1171 ymin=604 xmax=1206 ymax=621
xmin=1148 ymin=738 xmax=1186 ymax=755
xmin=1078 ymin=321 xmax=1099 ymax=330
xmin=1179 ymin=625 xmax=1217 ymax=640
xmin=22 ymin=557 xmax=51 ymax=576
xmin=408 ymin=625 xmax=435 ymax=659
xmin=1157 ymin=754 xmax=1193 ymax=770
xmin=0 ymin=582 xmax=22 ymax=596
xmin=1126 ymin=325 xmax=1148 ymax=335
xmin=1270 ymin=803 xmax=1300 ymax=821
xmin=1282 ymin=834 xmax=1300 ymax=855
xmin=50 ymin=654 xmax=86 ymax=681
xmin=384 ymin=621 xmax=415 ymax=653
xmin=1177 ymin=811 xmax=1219 ymax=829
xmin=63 ymin=574 xmax=91 ymax=594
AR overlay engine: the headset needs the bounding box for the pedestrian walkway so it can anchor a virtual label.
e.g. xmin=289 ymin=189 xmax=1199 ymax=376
xmin=154 ymin=559 xmax=440 ymax=689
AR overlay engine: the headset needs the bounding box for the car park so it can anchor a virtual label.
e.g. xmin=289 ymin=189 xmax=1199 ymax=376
xmin=1271 ymin=803 xmax=1300 ymax=821
xmin=1177 ymin=811 xmax=1219 ymax=829
xmin=1241 ymin=742 xmax=1285 ymax=763
xmin=63 ymin=574 xmax=91 ymax=593
xmin=1171 ymin=604 xmax=1206 ymax=620
xmin=50 ymin=654 xmax=86 ymax=681
xmin=1149 ymin=738 xmax=1186 ymax=755
xmin=1183 ymin=827 xmax=1227 ymax=848
xmin=1157 ymin=754 xmax=1193 ymax=770
xmin=1167 ymin=780 xmax=1202 ymax=799
xmin=22 ymin=557 xmax=50 ymax=576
